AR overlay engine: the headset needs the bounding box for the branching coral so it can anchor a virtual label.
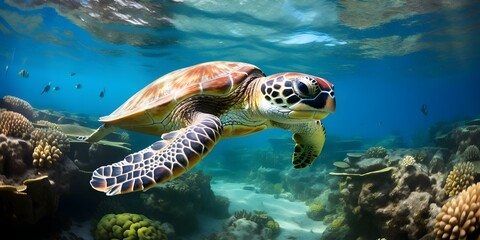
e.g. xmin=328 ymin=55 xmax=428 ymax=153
xmin=366 ymin=146 xmax=387 ymax=158
xmin=444 ymin=162 xmax=475 ymax=197
xmin=434 ymin=182 xmax=480 ymax=240
xmin=463 ymin=145 xmax=480 ymax=162
xmin=400 ymin=155 xmax=416 ymax=167
xmin=30 ymin=128 xmax=69 ymax=168
xmin=35 ymin=120 xmax=61 ymax=131
xmin=0 ymin=110 xmax=33 ymax=139
xmin=32 ymin=140 xmax=63 ymax=168
xmin=0 ymin=95 xmax=34 ymax=120
xmin=94 ymin=213 xmax=167 ymax=240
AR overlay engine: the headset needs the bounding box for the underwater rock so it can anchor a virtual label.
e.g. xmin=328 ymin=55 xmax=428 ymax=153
xmin=377 ymin=191 xmax=432 ymax=239
xmin=434 ymin=124 xmax=480 ymax=155
xmin=329 ymin=148 xmax=448 ymax=240
xmin=209 ymin=210 xmax=280 ymax=240
xmin=0 ymin=134 xmax=32 ymax=177
xmin=281 ymin=167 xmax=329 ymax=200
xmin=68 ymin=140 xmax=130 ymax=171
xmin=33 ymin=109 xmax=89 ymax=126
xmin=140 ymin=171 xmax=229 ymax=235
xmin=0 ymin=175 xmax=56 ymax=225
xmin=353 ymin=157 xmax=388 ymax=172
xmin=346 ymin=152 xmax=364 ymax=162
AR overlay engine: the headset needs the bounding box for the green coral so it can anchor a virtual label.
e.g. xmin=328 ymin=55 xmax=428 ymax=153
xmin=411 ymin=151 xmax=427 ymax=162
xmin=94 ymin=213 xmax=167 ymax=240
xmin=307 ymin=203 xmax=327 ymax=221
xmin=463 ymin=145 xmax=480 ymax=162
xmin=232 ymin=209 xmax=280 ymax=237
xmin=366 ymin=146 xmax=387 ymax=158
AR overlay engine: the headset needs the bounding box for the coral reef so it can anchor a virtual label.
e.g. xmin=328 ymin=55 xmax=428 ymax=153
xmin=322 ymin=148 xmax=447 ymax=240
xmin=35 ymin=120 xmax=61 ymax=131
xmin=0 ymin=175 xmax=56 ymax=225
xmin=400 ymin=155 xmax=416 ymax=167
xmin=434 ymin=122 xmax=480 ymax=155
xmin=366 ymin=146 xmax=388 ymax=158
xmin=94 ymin=213 xmax=168 ymax=240
xmin=0 ymin=95 xmax=35 ymax=120
xmin=0 ymin=134 xmax=32 ymax=176
xmin=0 ymin=110 xmax=33 ymax=139
xmin=463 ymin=145 xmax=480 ymax=162
xmin=444 ymin=162 xmax=475 ymax=197
xmin=30 ymin=128 xmax=70 ymax=168
xmin=210 ymin=210 xmax=280 ymax=239
xmin=412 ymin=151 xmax=427 ymax=163
xmin=434 ymin=182 xmax=480 ymax=240
xmin=32 ymin=140 xmax=63 ymax=168
xmin=140 ymin=171 xmax=229 ymax=234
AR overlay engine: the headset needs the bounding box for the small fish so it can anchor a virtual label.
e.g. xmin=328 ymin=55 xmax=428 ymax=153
xmin=41 ymin=82 xmax=51 ymax=95
xmin=99 ymin=88 xmax=106 ymax=98
xmin=75 ymin=84 xmax=82 ymax=89
xmin=3 ymin=65 xmax=8 ymax=79
xmin=18 ymin=69 xmax=29 ymax=78
xmin=420 ymin=104 xmax=428 ymax=116
xmin=53 ymin=86 xmax=60 ymax=91
xmin=70 ymin=72 xmax=76 ymax=77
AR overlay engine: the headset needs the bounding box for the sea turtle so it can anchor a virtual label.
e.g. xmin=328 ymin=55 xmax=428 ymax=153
xmin=81 ymin=61 xmax=335 ymax=196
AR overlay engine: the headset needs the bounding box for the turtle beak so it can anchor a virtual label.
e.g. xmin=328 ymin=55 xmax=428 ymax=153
xmin=325 ymin=96 xmax=336 ymax=113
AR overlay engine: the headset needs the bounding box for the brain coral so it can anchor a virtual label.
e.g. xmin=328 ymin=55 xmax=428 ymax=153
xmin=0 ymin=110 xmax=33 ymax=139
xmin=463 ymin=145 xmax=480 ymax=162
xmin=94 ymin=213 xmax=167 ymax=240
xmin=444 ymin=162 xmax=475 ymax=197
xmin=434 ymin=182 xmax=480 ymax=240
xmin=0 ymin=95 xmax=34 ymax=120
xmin=366 ymin=146 xmax=387 ymax=158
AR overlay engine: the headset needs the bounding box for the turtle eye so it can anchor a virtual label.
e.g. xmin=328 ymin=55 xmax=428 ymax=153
xmin=293 ymin=77 xmax=317 ymax=98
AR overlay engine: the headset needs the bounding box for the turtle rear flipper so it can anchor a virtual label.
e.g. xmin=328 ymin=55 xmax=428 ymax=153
xmin=291 ymin=120 xmax=326 ymax=169
xmin=90 ymin=113 xmax=222 ymax=196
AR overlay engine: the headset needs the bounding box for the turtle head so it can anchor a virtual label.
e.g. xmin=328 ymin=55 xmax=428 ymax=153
xmin=257 ymin=73 xmax=335 ymax=123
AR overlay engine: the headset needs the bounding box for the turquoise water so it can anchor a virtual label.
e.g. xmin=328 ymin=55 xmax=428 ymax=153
xmin=2 ymin=1 xmax=479 ymax=142
xmin=1 ymin=1 xmax=480 ymax=239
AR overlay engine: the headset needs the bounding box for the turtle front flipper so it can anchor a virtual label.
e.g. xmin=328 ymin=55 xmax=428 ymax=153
xmin=90 ymin=113 xmax=222 ymax=196
xmin=291 ymin=120 xmax=326 ymax=169
xmin=77 ymin=123 xmax=118 ymax=143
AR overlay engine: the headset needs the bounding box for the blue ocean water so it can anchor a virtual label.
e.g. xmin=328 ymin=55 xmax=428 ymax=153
xmin=2 ymin=0 xmax=478 ymax=145
xmin=1 ymin=1 xmax=480 ymax=239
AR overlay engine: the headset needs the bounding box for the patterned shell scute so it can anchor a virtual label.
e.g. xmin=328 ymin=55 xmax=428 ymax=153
xmin=100 ymin=61 xmax=263 ymax=126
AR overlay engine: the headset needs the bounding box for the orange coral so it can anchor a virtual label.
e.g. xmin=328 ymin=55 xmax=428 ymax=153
xmin=30 ymin=128 xmax=69 ymax=168
xmin=0 ymin=95 xmax=34 ymax=120
xmin=434 ymin=182 xmax=480 ymax=239
xmin=0 ymin=110 xmax=33 ymax=139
